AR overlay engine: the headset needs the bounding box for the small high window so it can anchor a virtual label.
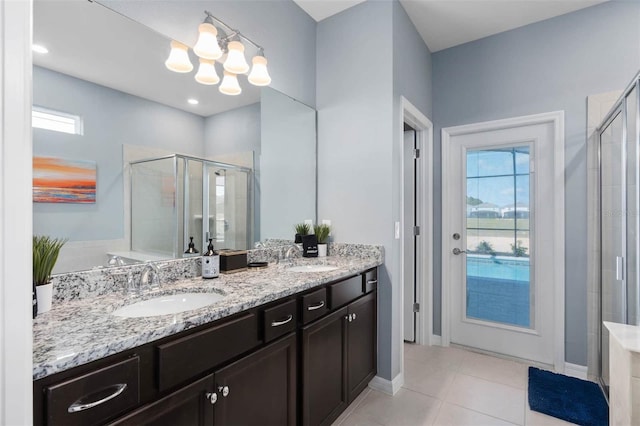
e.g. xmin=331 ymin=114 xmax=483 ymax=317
xmin=32 ymin=106 xmax=83 ymax=135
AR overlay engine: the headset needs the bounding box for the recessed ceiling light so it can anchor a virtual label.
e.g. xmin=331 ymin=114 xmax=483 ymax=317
xmin=32 ymin=44 xmax=49 ymax=54
xmin=188 ymin=98 xmax=199 ymax=105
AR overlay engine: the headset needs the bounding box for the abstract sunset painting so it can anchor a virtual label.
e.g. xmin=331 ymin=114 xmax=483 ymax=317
xmin=33 ymin=157 xmax=96 ymax=203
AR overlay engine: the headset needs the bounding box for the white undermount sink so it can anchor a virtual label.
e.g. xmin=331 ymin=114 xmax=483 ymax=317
xmin=112 ymin=292 xmax=225 ymax=318
xmin=288 ymin=265 xmax=339 ymax=273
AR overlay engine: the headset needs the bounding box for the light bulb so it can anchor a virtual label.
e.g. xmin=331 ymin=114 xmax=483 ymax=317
xmin=195 ymin=59 xmax=220 ymax=85
xmin=165 ymin=40 xmax=193 ymax=73
xmin=219 ymin=71 xmax=242 ymax=96
xmin=193 ymin=22 xmax=223 ymax=60
xmin=223 ymin=41 xmax=249 ymax=74
xmin=248 ymin=55 xmax=271 ymax=86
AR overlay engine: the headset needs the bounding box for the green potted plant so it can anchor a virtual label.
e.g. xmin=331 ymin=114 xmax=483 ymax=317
xmin=314 ymin=224 xmax=331 ymax=257
xmin=33 ymin=235 xmax=66 ymax=315
xmin=294 ymin=223 xmax=310 ymax=244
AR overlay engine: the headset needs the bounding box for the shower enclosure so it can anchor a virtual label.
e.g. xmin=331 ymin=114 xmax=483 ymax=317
xmin=598 ymin=72 xmax=640 ymax=395
xmin=130 ymin=154 xmax=252 ymax=258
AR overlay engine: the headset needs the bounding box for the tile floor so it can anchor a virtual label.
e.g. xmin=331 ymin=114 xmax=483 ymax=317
xmin=332 ymin=344 xmax=578 ymax=426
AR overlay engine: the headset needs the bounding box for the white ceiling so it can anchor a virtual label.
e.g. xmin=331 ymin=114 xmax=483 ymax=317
xmin=294 ymin=0 xmax=608 ymax=52
xmin=33 ymin=0 xmax=260 ymax=117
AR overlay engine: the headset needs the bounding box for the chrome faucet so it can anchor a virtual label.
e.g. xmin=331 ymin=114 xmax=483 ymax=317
xmin=110 ymin=256 xmax=137 ymax=296
xmin=139 ymin=262 xmax=162 ymax=294
xmin=284 ymin=244 xmax=301 ymax=264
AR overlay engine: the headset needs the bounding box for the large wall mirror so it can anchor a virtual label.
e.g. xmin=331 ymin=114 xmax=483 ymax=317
xmin=33 ymin=0 xmax=317 ymax=273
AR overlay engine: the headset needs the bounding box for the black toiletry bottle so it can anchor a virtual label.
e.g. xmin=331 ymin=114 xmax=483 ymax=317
xmin=32 ymin=282 xmax=38 ymax=318
xmin=202 ymin=239 xmax=219 ymax=279
xmin=185 ymin=236 xmax=199 ymax=254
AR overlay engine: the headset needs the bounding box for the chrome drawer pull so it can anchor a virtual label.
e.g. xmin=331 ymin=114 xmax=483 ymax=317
xmin=367 ymin=279 xmax=378 ymax=285
xmin=307 ymin=301 xmax=325 ymax=311
xmin=271 ymin=314 xmax=293 ymax=327
xmin=68 ymin=383 xmax=127 ymax=413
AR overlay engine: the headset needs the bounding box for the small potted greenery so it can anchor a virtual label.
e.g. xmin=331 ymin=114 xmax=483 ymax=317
xmin=294 ymin=223 xmax=310 ymax=244
xmin=314 ymin=224 xmax=331 ymax=257
xmin=33 ymin=235 xmax=66 ymax=315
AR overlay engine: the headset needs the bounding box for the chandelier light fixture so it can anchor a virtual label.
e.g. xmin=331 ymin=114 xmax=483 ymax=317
xmin=165 ymin=11 xmax=271 ymax=96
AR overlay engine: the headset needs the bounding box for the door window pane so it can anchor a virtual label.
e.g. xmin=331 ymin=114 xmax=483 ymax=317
xmin=465 ymin=146 xmax=533 ymax=328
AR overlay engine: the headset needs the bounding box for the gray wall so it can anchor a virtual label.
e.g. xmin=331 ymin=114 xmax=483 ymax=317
xmin=204 ymin=103 xmax=261 ymax=157
xmin=101 ymin=0 xmax=317 ymax=108
xmin=33 ymin=66 xmax=204 ymax=242
xmin=432 ymin=1 xmax=640 ymax=365
xmin=317 ymin=0 xmax=432 ymax=381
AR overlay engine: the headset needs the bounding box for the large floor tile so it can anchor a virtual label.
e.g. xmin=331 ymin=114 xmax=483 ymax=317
xmin=352 ymin=388 xmax=441 ymax=426
xmin=404 ymin=343 xmax=467 ymax=371
xmin=525 ymin=407 xmax=577 ymax=426
xmin=445 ymin=373 xmax=525 ymax=425
xmin=403 ymin=357 xmax=457 ymax=398
xmin=337 ymin=411 xmax=385 ymax=426
xmin=434 ymin=402 xmax=518 ymax=426
xmin=333 ymin=388 xmax=372 ymax=426
xmin=458 ymin=350 xmax=530 ymax=390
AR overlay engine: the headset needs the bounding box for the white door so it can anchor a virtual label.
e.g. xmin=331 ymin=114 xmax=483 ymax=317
xmin=404 ymin=129 xmax=416 ymax=342
xmin=443 ymin=115 xmax=563 ymax=365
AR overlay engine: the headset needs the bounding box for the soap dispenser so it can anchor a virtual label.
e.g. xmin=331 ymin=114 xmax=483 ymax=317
xmin=202 ymin=239 xmax=219 ymax=279
xmin=185 ymin=237 xmax=199 ymax=255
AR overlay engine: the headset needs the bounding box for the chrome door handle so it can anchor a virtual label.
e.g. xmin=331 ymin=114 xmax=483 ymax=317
xmin=271 ymin=314 xmax=293 ymax=327
xmin=67 ymin=383 xmax=127 ymax=413
xmin=452 ymin=248 xmax=466 ymax=255
xmin=307 ymin=301 xmax=325 ymax=311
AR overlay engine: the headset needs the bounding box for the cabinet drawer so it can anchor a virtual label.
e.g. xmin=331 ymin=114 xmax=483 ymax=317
xmin=329 ymin=275 xmax=363 ymax=309
xmin=45 ymin=356 xmax=140 ymax=426
xmin=301 ymin=287 xmax=328 ymax=324
xmin=264 ymin=299 xmax=297 ymax=343
xmin=157 ymin=313 xmax=260 ymax=392
xmin=363 ymin=269 xmax=378 ymax=293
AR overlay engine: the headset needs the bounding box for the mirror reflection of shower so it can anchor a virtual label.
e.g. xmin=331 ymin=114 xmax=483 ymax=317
xmin=130 ymin=154 xmax=252 ymax=259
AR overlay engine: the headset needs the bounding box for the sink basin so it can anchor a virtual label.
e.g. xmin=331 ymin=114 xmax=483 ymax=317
xmin=288 ymin=265 xmax=339 ymax=273
xmin=112 ymin=292 xmax=225 ymax=318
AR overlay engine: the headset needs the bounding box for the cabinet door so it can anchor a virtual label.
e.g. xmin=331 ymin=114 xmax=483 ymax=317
xmin=214 ymin=333 xmax=297 ymax=426
xmin=301 ymin=306 xmax=349 ymax=426
xmin=108 ymin=374 xmax=214 ymax=426
xmin=347 ymin=291 xmax=377 ymax=402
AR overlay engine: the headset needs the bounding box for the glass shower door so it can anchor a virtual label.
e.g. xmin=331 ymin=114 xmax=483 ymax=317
xmin=600 ymin=109 xmax=624 ymax=390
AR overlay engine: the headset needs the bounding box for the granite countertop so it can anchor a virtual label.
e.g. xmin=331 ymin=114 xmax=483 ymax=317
xmin=604 ymin=321 xmax=640 ymax=353
xmin=33 ymin=255 xmax=381 ymax=380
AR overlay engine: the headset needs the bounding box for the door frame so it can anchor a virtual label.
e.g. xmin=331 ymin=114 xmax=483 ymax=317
xmin=399 ymin=97 xmax=434 ymax=349
xmin=441 ymin=111 xmax=565 ymax=371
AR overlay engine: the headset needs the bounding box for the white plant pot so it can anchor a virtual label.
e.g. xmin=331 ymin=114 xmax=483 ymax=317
xmin=36 ymin=283 xmax=53 ymax=314
xmin=318 ymin=244 xmax=327 ymax=257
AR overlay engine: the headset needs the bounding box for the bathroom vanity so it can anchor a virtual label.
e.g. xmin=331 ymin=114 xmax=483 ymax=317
xmin=33 ymin=254 xmax=380 ymax=426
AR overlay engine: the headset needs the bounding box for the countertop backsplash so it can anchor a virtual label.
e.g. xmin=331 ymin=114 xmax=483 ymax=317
xmin=50 ymin=242 xmax=384 ymax=305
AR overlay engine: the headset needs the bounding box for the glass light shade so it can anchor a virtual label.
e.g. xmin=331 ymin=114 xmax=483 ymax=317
xmin=219 ymin=71 xmax=242 ymax=96
xmin=195 ymin=59 xmax=220 ymax=85
xmin=193 ymin=23 xmax=223 ymax=60
xmin=165 ymin=41 xmax=193 ymax=73
xmin=223 ymin=41 xmax=250 ymax=74
xmin=248 ymin=56 xmax=271 ymax=86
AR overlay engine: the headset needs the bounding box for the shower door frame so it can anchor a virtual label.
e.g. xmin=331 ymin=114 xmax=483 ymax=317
xmin=597 ymin=73 xmax=640 ymax=396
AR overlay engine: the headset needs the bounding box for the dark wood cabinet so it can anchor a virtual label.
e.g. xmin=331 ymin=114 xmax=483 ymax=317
xmin=214 ymin=333 xmax=297 ymax=426
xmin=108 ymin=374 xmax=215 ymax=426
xmin=347 ymin=292 xmax=377 ymax=402
xmin=301 ymin=289 xmax=377 ymax=426
xmin=35 ymin=268 xmax=378 ymax=426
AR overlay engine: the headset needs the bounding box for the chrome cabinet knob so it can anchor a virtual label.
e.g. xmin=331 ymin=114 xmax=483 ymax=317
xmin=218 ymin=385 xmax=230 ymax=397
xmin=352 ymin=313 xmax=357 ymax=321
xmin=206 ymin=392 xmax=217 ymax=405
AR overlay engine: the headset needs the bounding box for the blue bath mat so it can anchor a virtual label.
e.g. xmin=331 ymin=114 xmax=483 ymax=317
xmin=528 ymin=367 xmax=608 ymax=426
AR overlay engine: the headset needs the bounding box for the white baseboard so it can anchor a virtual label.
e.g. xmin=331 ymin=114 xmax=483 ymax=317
xmin=429 ymin=334 xmax=442 ymax=346
xmin=564 ymin=362 xmax=588 ymax=380
xmin=368 ymin=373 xmax=404 ymax=395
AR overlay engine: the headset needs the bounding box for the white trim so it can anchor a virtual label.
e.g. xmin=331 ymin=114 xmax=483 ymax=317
xmin=563 ymin=362 xmax=588 ymax=380
xmin=1 ymin=0 xmax=33 ymax=424
xmin=399 ymin=97 xmax=434 ymax=352
xmin=441 ymin=111 xmax=565 ymax=370
xmin=368 ymin=373 xmax=404 ymax=396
